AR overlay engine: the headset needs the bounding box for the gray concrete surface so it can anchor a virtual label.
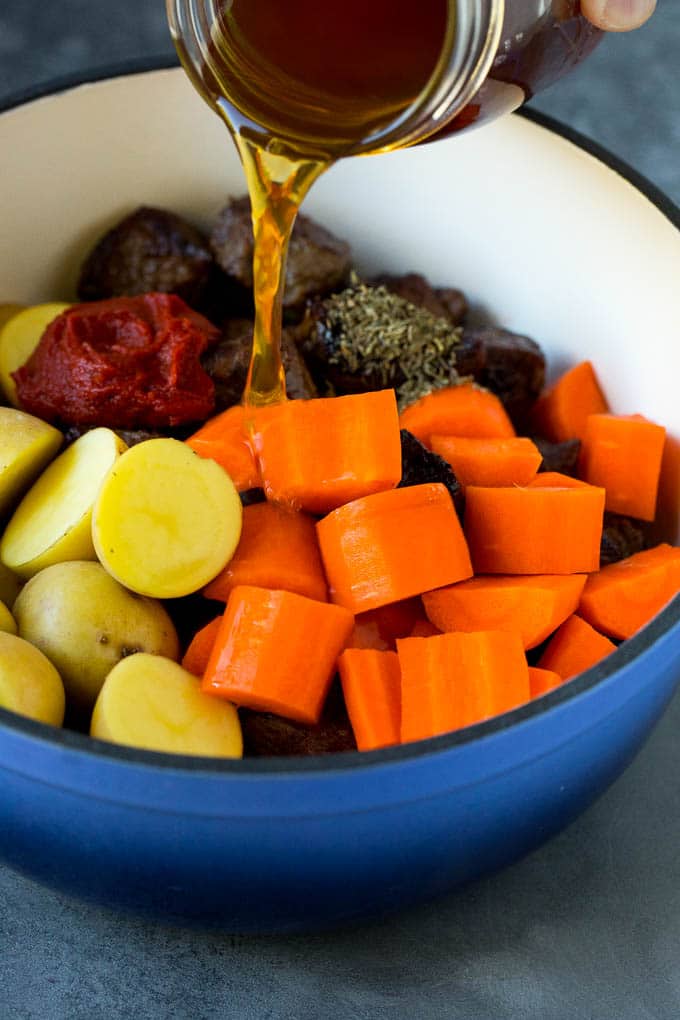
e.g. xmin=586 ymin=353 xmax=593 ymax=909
xmin=1 ymin=3 xmax=679 ymax=1018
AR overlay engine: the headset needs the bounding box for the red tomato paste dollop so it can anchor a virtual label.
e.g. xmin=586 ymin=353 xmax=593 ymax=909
xmin=14 ymin=294 xmax=219 ymax=428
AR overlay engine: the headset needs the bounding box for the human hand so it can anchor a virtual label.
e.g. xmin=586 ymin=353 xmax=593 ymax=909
xmin=581 ymin=0 xmax=656 ymax=31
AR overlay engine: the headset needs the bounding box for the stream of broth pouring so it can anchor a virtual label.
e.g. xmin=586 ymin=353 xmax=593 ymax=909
xmin=203 ymin=0 xmax=450 ymax=407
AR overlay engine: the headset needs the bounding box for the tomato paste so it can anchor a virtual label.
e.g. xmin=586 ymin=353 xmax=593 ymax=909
xmin=14 ymin=294 xmax=219 ymax=428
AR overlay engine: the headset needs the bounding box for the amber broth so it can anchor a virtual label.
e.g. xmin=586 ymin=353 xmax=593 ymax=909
xmin=201 ymin=0 xmax=450 ymax=406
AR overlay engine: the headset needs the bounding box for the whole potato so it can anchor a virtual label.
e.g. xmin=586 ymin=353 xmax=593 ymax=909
xmin=0 ymin=631 xmax=64 ymax=726
xmin=13 ymin=561 xmax=180 ymax=710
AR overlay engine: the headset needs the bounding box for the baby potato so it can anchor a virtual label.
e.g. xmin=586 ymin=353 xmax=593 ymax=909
xmin=13 ymin=560 xmax=179 ymax=711
xmin=1 ymin=427 xmax=126 ymax=579
xmin=0 ymin=407 xmax=63 ymax=517
xmin=92 ymin=438 xmax=242 ymax=598
xmin=91 ymin=653 xmax=243 ymax=758
xmin=0 ymin=600 xmax=16 ymax=634
xmin=0 ymin=302 xmax=70 ymax=407
xmin=0 ymin=631 xmax=65 ymax=727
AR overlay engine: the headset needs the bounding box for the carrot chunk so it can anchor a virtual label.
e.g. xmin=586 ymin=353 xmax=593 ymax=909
xmin=186 ymin=404 xmax=260 ymax=491
xmin=422 ymin=574 xmax=587 ymax=649
xmin=338 ymin=648 xmax=401 ymax=751
xmin=578 ymin=413 xmax=666 ymax=521
xmin=399 ymin=383 xmax=515 ymax=446
xmin=537 ymin=614 xmax=616 ymax=679
xmin=528 ymin=666 xmax=564 ymax=698
xmin=317 ymin=483 xmax=473 ymax=614
xmin=397 ymin=631 xmax=530 ymax=743
xmin=349 ymin=598 xmax=425 ymax=650
xmin=531 ymin=360 xmax=609 ymax=442
xmin=464 ymin=484 xmax=605 ymax=574
xmin=250 ymin=390 xmax=401 ymax=514
xmin=203 ymin=502 xmax=328 ymax=603
xmin=429 ymin=436 xmax=541 ymax=487
xmin=181 ymin=616 xmax=222 ymax=677
xmin=528 ymin=472 xmax=589 ymax=489
xmin=409 ymin=620 xmax=441 ymax=638
xmin=202 ymin=586 xmax=354 ymax=724
xmin=578 ymin=544 xmax=680 ymax=640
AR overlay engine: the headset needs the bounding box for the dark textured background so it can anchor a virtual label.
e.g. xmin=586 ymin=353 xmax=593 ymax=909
xmin=1 ymin=4 xmax=680 ymax=1019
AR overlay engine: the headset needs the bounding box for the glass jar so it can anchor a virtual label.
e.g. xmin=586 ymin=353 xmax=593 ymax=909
xmin=168 ymin=1 xmax=601 ymax=159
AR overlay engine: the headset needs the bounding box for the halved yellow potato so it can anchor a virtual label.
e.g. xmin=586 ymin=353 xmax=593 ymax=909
xmin=91 ymin=653 xmax=242 ymax=757
xmin=0 ymin=407 xmax=63 ymax=516
xmin=13 ymin=561 xmax=179 ymax=710
xmin=1 ymin=428 xmax=127 ymax=579
xmin=92 ymin=438 xmax=242 ymax=598
xmin=0 ymin=600 xmax=16 ymax=634
xmin=0 ymin=631 xmax=65 ymax=726
xmin=0 ymin=302 xmax=70 ymax=407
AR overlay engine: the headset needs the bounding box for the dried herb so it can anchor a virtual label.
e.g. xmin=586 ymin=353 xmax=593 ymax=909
xmin=321 ymin=282 xmax=463 ymax=409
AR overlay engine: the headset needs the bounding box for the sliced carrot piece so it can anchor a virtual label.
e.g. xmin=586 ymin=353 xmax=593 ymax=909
xmin=181 ymin=616 xmax=222 ymax=677
xmin=397 ymin=631 xmax=529 ymax=743
xmin=531 ymin=360 xmax=609 ymax=442
xmin=202 ymin=585 xmax=354 ymax=724
xmin=529 ymin=666 xmax=564 ymax=698
xmin=529 ymin=472 xmax=589 ymax=489
xmin=203 ymin=502 xmax=328 ymax=603
xmin=409 ymin=620 xmax=441 ymax=638
xmin=399 ymin=383 xmax=515 ymax=446
xmin=349 ymin=598 xmax=425 ymax=651
xmin=186 ymin=405 xmax=259 ymax=492
xmin=578 ymin=413 xmax=666 ymax=522
xmin=250 ymin=390 xmax=401 ymax=514
xmin=578 ymin=544 xmax=680 ymax=640
xmin=429 ymin=436 xmax=541 ymax=487
xmin=317 ymin=483 xmax=473 ymax=614
xmin=422 ymin=574 xmax=587 ymax=649
xmin=464 ymin=484 xmax=605 ymax=574
xmin=338 ymin=648 xmax=401 ymax=751
xmin=537 ymin=614 xmax=616 ymax=680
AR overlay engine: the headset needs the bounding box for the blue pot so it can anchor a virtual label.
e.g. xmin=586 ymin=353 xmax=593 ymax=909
xmin=0 ymin=65 xmax=678 ymax=932
xmin=1 ymin=598 xmax=678 ymax=932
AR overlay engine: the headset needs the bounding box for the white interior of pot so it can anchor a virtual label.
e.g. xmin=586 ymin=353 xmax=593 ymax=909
xmin=0 ymin=67 xmax=678 ymax=540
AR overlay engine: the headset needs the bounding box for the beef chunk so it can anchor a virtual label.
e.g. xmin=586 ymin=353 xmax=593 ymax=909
xmin=398 ymin=429 xmax=464 ymax=519
xmin=240 ymin=681 xmax=356 ymax=757
xmin=600 ymin=513 xmax=647 ymax=567
xmin=210 ymin=197 xmax=352 ymax=312
xmin=534 ymin=437 xmax=581 ymax=476
xmin=202 ymin=318 xmax=317 ymax=411
xmin=372 ymin=272 xmax=468 ymax=326
xmin=296 ymin=285 xmax=463 ymax=405
xmin=460 ymin=326 xmax=545 ymax=430
xmin=240 ymin=488 xmax=266 ymax=507
xmin=77 ymin=206 xmax=214 ymax=308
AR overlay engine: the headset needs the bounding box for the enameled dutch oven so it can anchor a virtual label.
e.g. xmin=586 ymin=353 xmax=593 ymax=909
xmin=0 ymin=63 xmax=678 ymax=932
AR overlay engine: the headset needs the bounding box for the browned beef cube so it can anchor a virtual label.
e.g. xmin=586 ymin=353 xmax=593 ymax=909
xmin=600 ymin=513 xmax=648 ymax=567
xmin=398 ymin=429 xmax=464 ymax=520
xmin=372 ymin=272 xmax=468 ymax=326
xmin=461 ymin=326 xmax=545 ymax=430
xmin=210 ymin=197 xmax=352 ymax=312
xmin=240 ymin=682 xmax=356 ymax=757
xmin=296 ymin=286 xmax=463 ymax=404
xmin=534 ymin=437 xmax=581 ymax=476
xmin=202 ymin=319 xmax=317 ymax=411
xmin=77 ymin=206 xmax=215 ymax=308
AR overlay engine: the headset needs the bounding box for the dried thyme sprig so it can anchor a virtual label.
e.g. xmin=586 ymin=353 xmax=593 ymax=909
xmin=322 ymin=283 xmax=463 ymax=409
